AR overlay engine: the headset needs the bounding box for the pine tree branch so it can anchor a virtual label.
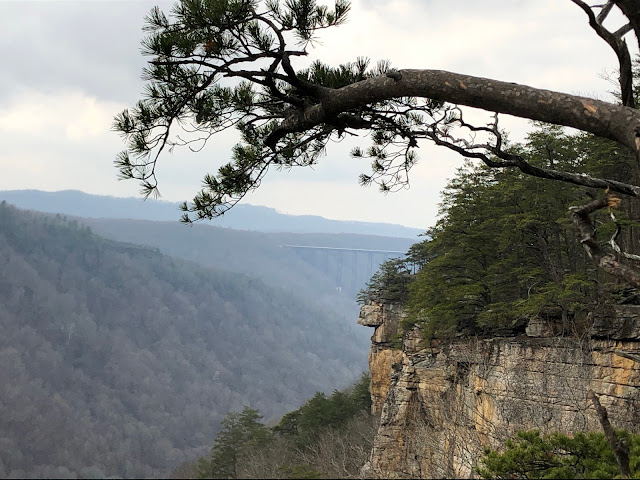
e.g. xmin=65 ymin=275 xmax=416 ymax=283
xmin=266 ymin=69 xmax=640 ymax=156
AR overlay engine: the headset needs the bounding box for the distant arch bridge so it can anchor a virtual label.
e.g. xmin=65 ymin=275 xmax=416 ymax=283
xmin=280 ymin=244 xmax=406 ymax=294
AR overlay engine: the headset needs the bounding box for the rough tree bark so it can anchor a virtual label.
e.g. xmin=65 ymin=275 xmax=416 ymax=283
xmin=269 ymin=70 xmax=640 ymax=156
xmin=570 ymin=195 xmax=640 ymax=289
xmin=588 ymin=389 xmax=631 ymax=478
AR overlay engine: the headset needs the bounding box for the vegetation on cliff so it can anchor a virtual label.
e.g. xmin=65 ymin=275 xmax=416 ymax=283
xmin=360 ymin=126 xmax=640 ymax=339
xmin=478 ymin=429 xmax=640 ymax=479
xmin=187 ymin=373 xmax=374 ymax=479
xmin=356 ymin=257 xmax=412 ymax=306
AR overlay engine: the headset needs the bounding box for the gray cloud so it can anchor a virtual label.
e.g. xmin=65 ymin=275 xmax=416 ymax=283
xmin=0 ymin=1 xmax=172 ymax=104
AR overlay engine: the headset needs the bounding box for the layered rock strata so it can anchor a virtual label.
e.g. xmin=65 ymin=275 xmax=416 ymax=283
xmin=359 ymin=303 xmax=640 ymax=478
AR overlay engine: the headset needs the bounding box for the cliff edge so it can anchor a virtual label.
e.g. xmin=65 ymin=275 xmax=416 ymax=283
xmin=358 ymin=302 xmax=640 ymax=478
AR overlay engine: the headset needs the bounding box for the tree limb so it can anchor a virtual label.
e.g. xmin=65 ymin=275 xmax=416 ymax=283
xmin=570 ymin=197 xmax=640 ymax=288
xmin=597 ymin=1 xmax=615 ymax=24
xmin=613 ymin=0 xmax=640 ymax=51
xmin=571 ymin=0 xmax=634 ymax=107
xmin=587 ymin=390 xmax=631 ymax=478
xmin=267 ymin=69 xmax=640 ymax=156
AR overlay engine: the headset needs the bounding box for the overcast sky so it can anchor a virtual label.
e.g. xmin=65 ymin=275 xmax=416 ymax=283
xmin=0 ymin=0 xmax=633 ymax=229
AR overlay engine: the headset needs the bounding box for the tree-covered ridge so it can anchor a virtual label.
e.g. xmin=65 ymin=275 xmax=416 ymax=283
xmin=0 ymin=202 xmax=366 ymax=478
xmin=188 ymin=374 xmax=374 ymax=479
xmin=359 ymin=127 xmax=640 ymax=339
xmin=0 ymin=189 xmax=424 ymax=237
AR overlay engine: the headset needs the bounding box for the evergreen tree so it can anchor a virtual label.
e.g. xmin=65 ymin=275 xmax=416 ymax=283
xmin=477 ymin=429 xmax=640 ymax=479
xmin=404 ymin=128 xmax=623 ymax=338
xmin=358 ymin=126 xmax=640 ymax=339
xmin=274 ymin=373 xmax=372 ymax=443
xmin=194 ymin=374 xmax=375 ymax=479
xmin=357 ymin=258 xmax=411 ymax=306
xmin=197 ymin=407 xmax=270 ymax=479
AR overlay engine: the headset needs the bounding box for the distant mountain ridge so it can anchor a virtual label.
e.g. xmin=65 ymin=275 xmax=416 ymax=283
xmin=0 ymin=190 xmax=425 ymax=237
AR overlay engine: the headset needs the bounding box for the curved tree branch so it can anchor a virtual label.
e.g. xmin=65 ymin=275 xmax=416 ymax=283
xmin=118 ymin=0 xmax=640 ymax=288
xmin=571 ymin=196 xmax=640 ymax=288
xmin=266 ymin=69 xmax=640 ymax=156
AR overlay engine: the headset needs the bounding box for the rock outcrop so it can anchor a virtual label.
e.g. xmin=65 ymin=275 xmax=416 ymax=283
xmin=358 ymin=302 xmax=405 ymax=415
xmin=359 ymin=303 xmax=640 ymax=478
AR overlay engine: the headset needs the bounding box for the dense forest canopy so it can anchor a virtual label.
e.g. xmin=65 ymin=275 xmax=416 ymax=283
xmin=359 ymin=125 xmax=640 ymax=339
xmin=115 ymin=0 xmax=640 ymax=286
xmin=0 ymin=202 xmax=366 ymax=478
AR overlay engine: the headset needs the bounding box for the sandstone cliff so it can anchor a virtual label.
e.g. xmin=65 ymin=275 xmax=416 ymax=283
xmin=358 ymin=302 xmax=640 ymax=478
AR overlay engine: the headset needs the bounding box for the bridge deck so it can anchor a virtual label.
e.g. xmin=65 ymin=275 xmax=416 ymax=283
xmin=280 ymin=245 xmax=405 ymax=255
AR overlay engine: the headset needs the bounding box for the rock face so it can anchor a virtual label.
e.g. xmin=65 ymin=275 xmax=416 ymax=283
xmin=359 ymin=303 xmax=640 ymax=478
xmin=358 ymin=302 xmax=405 ymax=415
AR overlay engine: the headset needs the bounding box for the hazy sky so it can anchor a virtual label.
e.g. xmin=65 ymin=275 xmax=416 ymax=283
xmin=0 ymin=0 xmax=633 ymax=229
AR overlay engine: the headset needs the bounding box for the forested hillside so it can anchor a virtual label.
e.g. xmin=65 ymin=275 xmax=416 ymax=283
xmin=0 ymin=190 xmax=416 ymax=305
xmin=0 ymin=202 xmax=367 ymax=478
xmin=79 ymin=217 xmax=414 ymax=308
